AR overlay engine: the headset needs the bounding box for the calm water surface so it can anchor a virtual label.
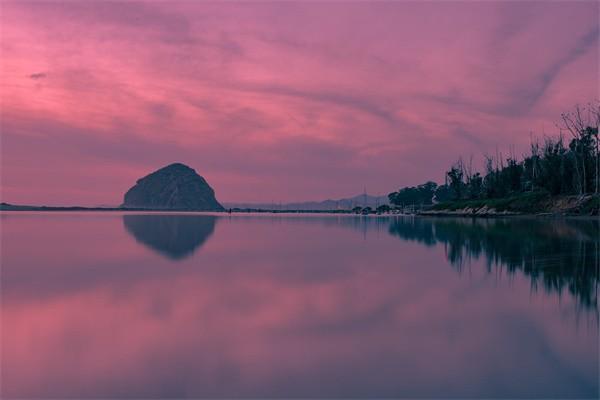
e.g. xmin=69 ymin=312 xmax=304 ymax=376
xmin=1 ymin=212 xmax=598 ymax=398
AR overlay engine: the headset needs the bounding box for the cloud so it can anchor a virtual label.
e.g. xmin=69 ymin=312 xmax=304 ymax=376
xmin=17 ymin=1 xmax=196 ymax=44
xmin=517 ymin=26 xmax=599 ymax=112
xmin=1 ymin=1 xmax=598 ymax=205
xmin=236 ymin=83 xmax=400 ymax=127
xmin=28 ymin=72 xmax=46 ymax=79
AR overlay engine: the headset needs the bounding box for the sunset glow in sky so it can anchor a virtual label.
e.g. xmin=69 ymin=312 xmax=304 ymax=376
xmin=1 ymin=1 xmax=598 ymax=205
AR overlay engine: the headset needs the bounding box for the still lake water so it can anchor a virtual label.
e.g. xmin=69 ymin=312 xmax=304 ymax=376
xmin=1 ymin=212 xmax=598 ymax=398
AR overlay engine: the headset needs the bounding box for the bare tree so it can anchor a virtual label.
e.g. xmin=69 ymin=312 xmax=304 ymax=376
xmin=466 ymin=154 xmax=474 ymax=185
xmin=591 ymin=102 xmax=600 ymax=194
xmin=559 ymin=103 xmax=597 ymax=194
xmin=529 ymin=133 xmax=540 ymax=192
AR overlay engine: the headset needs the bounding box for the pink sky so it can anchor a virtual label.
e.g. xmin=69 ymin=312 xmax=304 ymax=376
xmin=1 ymin=1 xmax=598 ymax=205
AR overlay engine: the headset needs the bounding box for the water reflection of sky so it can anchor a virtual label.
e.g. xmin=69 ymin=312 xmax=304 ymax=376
xmin=1 ymin=213 xmax=598 ymax=398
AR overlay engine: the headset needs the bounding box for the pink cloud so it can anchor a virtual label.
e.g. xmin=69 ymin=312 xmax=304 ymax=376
xmin=1 ymin=1 xmax=598 ymax=205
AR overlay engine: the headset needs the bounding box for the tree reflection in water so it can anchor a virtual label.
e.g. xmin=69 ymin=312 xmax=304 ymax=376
xmin=388 ymin=217 xmax=599 ymax=311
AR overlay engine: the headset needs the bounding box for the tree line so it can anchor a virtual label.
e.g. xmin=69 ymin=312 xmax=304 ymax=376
xmin=388 ymin=103 xmax=600 ymax=207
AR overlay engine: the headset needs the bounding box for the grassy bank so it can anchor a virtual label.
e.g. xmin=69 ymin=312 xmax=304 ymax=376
xmin=426 ymin=192 xmax=599 ymax=216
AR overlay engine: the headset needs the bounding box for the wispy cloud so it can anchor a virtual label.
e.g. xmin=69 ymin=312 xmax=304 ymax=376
xmin=28 ymin=72 xmax=46 ymax=80
xmin=1 ymin=1 xmax=598 ymax=205
xmin=517 ymin=26 xmax=599 ymax=112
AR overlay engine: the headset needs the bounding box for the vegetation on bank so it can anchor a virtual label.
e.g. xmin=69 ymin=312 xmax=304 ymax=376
xmin=430 ymin=192 xmax=599 ymax=215
xmin=431 ymin=191 xmax=550 ymax=213
xmin=388 ymin=103 xmax=600 ymax=215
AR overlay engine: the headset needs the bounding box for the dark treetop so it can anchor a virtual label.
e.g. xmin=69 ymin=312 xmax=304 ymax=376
xmin=122 ymin=163 xmax=224 ymax=211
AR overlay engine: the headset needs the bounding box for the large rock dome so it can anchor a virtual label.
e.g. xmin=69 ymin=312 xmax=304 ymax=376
xmin=121 ymin=163 xmax=224 ymax=211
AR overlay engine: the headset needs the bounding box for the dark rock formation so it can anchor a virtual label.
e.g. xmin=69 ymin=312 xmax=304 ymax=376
xmin=123 ymin=214 xmax=217 ymax=260
xmin=122 ymin=163 xmax=224 ymax=211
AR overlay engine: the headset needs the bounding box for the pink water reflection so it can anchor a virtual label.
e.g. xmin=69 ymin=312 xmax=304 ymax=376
xmin=1 ymin=213 xmax=597 ymax=398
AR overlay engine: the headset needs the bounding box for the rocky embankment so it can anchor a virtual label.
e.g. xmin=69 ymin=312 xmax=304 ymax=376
xmin=420 ymin=194 xmax=599 ymax=217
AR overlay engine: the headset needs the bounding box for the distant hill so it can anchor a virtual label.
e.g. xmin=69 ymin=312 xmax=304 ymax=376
xmin=224 ymin=194 xmax=389 ymax=211
xmin=2 ymin=189 xmax=386 ymax=213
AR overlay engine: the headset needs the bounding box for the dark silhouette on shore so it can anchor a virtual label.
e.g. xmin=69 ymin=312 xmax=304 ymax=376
xmin=2 ymin=105 xmax=598 ymax=216
xmin=388 ymin=103 xmax=600 ymax=215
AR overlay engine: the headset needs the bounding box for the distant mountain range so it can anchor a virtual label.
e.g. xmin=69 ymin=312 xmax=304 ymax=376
xmin=224 ymin=194 xmax=389 ymax=211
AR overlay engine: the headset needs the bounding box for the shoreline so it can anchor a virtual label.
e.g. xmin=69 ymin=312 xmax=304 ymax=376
xmin=421 ymin=193 xmax=599 ymax=217
xmin=1 ymin=204 xmax=597 ymax=219
xmin=2 ymin=193 xmax=599 ymax=217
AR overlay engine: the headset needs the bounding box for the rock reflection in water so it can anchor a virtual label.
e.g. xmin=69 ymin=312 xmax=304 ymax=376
xmin=123 ymin=214 xmax=217 ymax=260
